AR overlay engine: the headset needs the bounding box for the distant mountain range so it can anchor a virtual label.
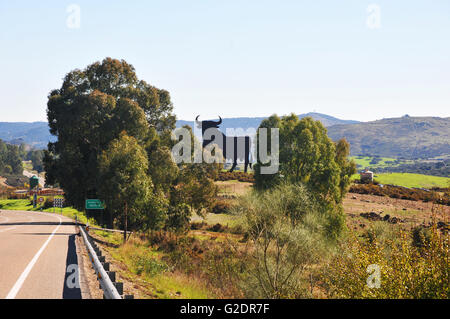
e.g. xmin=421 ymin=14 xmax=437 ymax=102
xmin=327 ymin=115 xmax=450 ymax=159
xmin=0 ymin=122 xmax=56 ymax=149
xmin=1 ymin=114 xmax=449 ymax=160
xmin=0 ymin=113 xmax=357 ymax=150
xmin=177 ymin=112 xmax=359 ymax=131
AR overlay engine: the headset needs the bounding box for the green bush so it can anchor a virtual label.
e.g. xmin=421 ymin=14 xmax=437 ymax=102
xmin=133 ymin=254 xmax=168 ymax=276
xmin=236 ymin=182 xmax=332 ymax=298
xmin=43 ymin=198 xmax=54 ymax=209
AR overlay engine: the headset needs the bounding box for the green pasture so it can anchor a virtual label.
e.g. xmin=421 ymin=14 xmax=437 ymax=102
xmin=350 ymin=156 xmax=410 ymax=169
xmin=351 ymin=172 xmax=449 ymax=189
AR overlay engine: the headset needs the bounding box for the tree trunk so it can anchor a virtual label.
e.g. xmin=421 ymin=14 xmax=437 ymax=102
xmin=123 ymin=201 xmax=128 ymax=243
xmin=109 ymin=209 xmax=113 ymax=229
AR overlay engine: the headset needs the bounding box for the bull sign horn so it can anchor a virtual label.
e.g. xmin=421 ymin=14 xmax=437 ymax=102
xmin=195 ymin=115 xmax=200 ymax=125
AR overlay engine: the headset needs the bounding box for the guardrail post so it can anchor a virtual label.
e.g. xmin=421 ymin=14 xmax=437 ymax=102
xmin=107 ymin=271 xmax=116 ymax=282
xmin=114 ymin=282 xmax=123 ymax=295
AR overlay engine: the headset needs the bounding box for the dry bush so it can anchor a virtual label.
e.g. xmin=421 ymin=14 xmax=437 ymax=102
xmin=322 ymin=226 xmax=449 ymax=298
xmin=349 ymin=184 xmax=450 ymax=205
xmin=217 ymin=171 xmax=255 ymax=183
xmin=211 ymin=199 xmax=233 ymax=214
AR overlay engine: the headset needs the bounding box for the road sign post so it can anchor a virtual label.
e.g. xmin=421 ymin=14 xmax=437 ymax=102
xmin=54 ymin=198 xmax=64 ymax=214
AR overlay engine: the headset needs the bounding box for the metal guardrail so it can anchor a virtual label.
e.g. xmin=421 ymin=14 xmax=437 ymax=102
xmin=78 ymin=225 xmax=122 ymax=299
xmin=88 ymin=226 xmax=132 ymax=234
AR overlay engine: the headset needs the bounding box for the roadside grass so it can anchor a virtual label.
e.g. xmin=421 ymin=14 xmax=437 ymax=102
xmin=191 ymin=211 xmax=244 ymax=228
xmin=351 ymin=172 xmax=450 ymax=188
xmin=92 ymin=230 xmax=213 ymax=299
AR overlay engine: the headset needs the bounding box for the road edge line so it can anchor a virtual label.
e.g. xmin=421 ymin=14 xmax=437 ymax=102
xmin=5 ymin=214 xmax=62 ymax=299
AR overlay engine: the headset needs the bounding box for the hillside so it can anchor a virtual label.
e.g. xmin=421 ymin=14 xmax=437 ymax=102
xmin=1 ymin=115 xmax=448 ymax=161
xmin=0 ymin=122 xmax=55 ymax=149
xmin=327 ymin=116 xmax=450 ymax=159
xmin=177 ymin=112 xmax=359 ymax=131
xmin=0 ymin=113 xmax=356 ymax=149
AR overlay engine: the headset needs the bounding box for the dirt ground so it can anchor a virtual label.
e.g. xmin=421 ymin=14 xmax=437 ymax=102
xmin=0 ymin=177 xmax=11 ymax=188
xmin=343 ymin=192 xmax=449 ymax=231
xmin=215 ymin=180 xmax=253 ymax=196
xmin=213 ymin=179 xmax=449 ymax=231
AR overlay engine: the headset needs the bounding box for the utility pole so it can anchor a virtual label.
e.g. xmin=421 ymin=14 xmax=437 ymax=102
xmin=123 ymin=201 xmax=128 ymax=243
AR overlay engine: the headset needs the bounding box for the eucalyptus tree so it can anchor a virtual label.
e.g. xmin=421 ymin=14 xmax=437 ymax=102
xmin=44 ymin=58 xmax=174 ymax=211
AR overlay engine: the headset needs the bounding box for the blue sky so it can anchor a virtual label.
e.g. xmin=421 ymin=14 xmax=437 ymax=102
xmin=0 ymin=0 xmax=449 ymax=122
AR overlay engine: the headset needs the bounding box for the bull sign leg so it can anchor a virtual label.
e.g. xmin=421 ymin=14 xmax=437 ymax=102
xmin=244 ymin=136 xmax=251 ymax=173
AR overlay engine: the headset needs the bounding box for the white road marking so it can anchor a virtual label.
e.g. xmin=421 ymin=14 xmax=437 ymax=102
xmin=0 ymin=213 xmax=35 ymax=233
xmin=0 ymin=215 xmax=15 ymax=232
xmin=5 ymin=214 xmax=62 ymax=299
xmin=0 ymin=226 xmax=17 ymax=233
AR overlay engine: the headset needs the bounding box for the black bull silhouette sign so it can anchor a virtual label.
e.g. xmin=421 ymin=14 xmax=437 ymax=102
xmin=196 ymin=116 xmax=253 ymax=173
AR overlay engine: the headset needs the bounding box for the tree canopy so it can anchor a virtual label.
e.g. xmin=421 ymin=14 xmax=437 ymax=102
xmin=44 ymin=58 xmax=218 ymax=232
xmin=0 ymin=139 xmax=23 ymax=175
xmin=254 ymin=114 xmax=356 ymax=238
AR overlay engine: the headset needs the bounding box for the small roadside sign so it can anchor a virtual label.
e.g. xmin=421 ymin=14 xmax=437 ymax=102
xmin=54 ymin=198 xmax=64 ymax=208
xmin=53 ymin=197 xmax=64 ymax=214
xmin=38 ymin=197 xmax=44 ymax=203
xmin=85 ymin=199 xmax=104 ymax=210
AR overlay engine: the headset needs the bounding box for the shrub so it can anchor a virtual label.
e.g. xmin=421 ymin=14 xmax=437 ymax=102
xmin=322 ymin=226 xmax=449 ymax=298
xmin=216 ymin=171 xmax=255 ymax=183
xmin=148 ymin=231 xmax=178 ymax=252
xmin=133 ymin=254 xmax=168 ymax=276
xmin=207 ymin=223 xmax=227 ymax=233
xmin=190 ymin=221 xmax=208 ymax=230
xmin=237 ymin=183 xmax=332 ymax=298
xmin=43 ymin=198 xmax=54 ymax=209
xmin=411 ymin=226 xmax=432 ymax=248
xmin=211 ymin=200 xmax=232 ymax=214
xmin=349 ymin=184 xmax=450 ymax=206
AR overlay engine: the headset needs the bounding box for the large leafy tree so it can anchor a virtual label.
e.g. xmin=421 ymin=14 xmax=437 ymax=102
xmin=44 ymin=58 xmax=175 ymax=211
xmin=45 ymin=58 xmax=219 ymax=234
xmin=254 ymin=114 xmax=356 ymax=238
xmin=255 ymin=114 xmax=355 ymax=204
xmin=98 ymin=133 xmax=156 ymax=240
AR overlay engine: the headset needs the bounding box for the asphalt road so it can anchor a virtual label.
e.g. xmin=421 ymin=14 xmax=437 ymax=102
xmin=0 ymin=210 xmax=82 ymax=299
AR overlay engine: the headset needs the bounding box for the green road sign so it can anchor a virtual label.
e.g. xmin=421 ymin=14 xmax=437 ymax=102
xmin=85 ymin=199 xmax=104 ymax=210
